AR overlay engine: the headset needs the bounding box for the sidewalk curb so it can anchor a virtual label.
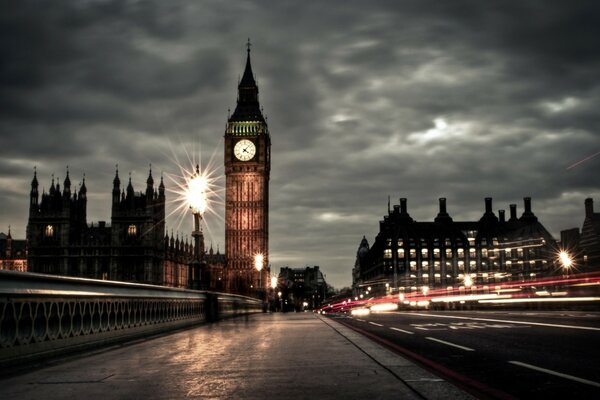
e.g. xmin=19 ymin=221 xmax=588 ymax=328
xmin=318 ymin=315 xmax=477 ymax=400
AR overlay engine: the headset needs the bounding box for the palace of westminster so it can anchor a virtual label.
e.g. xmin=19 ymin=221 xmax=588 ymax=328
xmin=1 ymin=46 xmax=599 ymax=297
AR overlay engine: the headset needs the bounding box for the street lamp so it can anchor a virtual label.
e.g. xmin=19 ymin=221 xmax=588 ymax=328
xmin=559 ymin=250 xmax=573 ymax=279
xmin=255 ymin=253 xmax=264 ymax=290
xmin=187 ymin=164 xmax=208 ymax=290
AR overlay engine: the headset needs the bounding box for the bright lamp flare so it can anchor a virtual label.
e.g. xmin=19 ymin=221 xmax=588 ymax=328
xmin=187 ymin=171 xmax=208 ymax=214
xmin=559 ymin=251 xmax=573 ymax=268
xmin=270 ymin=275 xmax=277 ymax=289
xmin=254 ymin=253 xmax=264 ymax=271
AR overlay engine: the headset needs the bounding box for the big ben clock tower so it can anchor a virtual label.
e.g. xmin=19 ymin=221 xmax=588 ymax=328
xmin=224 ymin=42 xmax=271 ymax=294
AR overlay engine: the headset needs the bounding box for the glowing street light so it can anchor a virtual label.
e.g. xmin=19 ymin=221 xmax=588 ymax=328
xmin=270 ymin=275 xmax=278 ymax=289
xmin=187 ymin=165 xmax=208 ymax=215
xmin=255 ymin=253 xmax=264 ymax=290
xmin=559 ymin=250 xmax=573 ymax=269
xmin=187 ymin=164 xmax=208 ymax=290
xmin=463 ymin=275 xmax=473 ymax=288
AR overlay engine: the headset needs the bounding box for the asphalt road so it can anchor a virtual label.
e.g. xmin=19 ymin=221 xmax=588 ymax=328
xmin=329 ymin=310 xmax=600 ymax=399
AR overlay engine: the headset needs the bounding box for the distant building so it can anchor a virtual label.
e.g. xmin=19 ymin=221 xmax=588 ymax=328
xmin=354 ymin=197 xmax=559 ymax=296
xmin=26 ymin=167 xmax=222 ymax=288
xmin=0 ymin=228 xmax=27 ymax=272
xmin=560 ymin=198 xmax=600 ymax=270
xmin=278 ymin=266 xmax=327 ymax=310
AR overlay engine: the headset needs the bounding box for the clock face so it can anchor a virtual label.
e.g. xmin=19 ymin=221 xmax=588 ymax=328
xmin=234 ymin=139 xmax=256 ymax=161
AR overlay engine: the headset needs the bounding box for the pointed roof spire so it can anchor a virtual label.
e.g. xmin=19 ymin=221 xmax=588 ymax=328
xmin=31 ymin=166 xmax=38 ymax=189
xmin=64 ymin=166 xmax=71 ymax=188
xmin=80 ymin=173 xmax=87 ymax=195
xmin=147 ymin=164 xmax=154 ymax=186
xmin=113 ymin=164 xmax=120 ymax=188
xmin=7 ymin=225 xmax=11 ymax=239
xmin=229 ymin=39 xmax=265 ymax=123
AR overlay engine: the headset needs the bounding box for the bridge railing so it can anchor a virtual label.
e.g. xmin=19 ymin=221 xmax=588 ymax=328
xmin=0 ymin=270 xmax=262 ymax=368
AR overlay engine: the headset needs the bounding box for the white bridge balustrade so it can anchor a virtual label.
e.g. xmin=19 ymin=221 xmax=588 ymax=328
xmin=0 ymin=270 xmax=261 ymax=367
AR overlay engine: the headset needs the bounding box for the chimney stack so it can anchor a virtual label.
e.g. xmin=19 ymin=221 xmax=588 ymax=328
xmin=585 ymin=198 xmax=594 ymax=218
xmin=400 ymin=198 xmax=407 ymax=214
xmin=485 ymin=197 xmax=493 ymax=213
xmin=524 ymin=197 xmax=532 ymax=214
xmin=499 ymin=210 xmax=505 ymax=223
xmin=509 ymin=204 xmax=517 ymax=221
xmin=439 ymin=198 xmax=447 ymax=214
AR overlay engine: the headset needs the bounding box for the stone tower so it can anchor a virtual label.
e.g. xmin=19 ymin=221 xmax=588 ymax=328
xmin=224 ymin=42 xmax=271 ymax=294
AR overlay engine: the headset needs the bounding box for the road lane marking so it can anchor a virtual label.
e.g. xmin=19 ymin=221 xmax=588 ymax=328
xmin=390 ymin=327 xmax=414 ymax=334
xmin=425 ymin=337 xmax=475 ymax=351
xmin=369 ymin=322 xmax=384 ymax=327
xmin=394 ymin=312 xmax=600 ymax=331
xmin=356 ymin=319 xmax=366 ymax=322
xmin=509 ymin=361 xmax=600 ymax=388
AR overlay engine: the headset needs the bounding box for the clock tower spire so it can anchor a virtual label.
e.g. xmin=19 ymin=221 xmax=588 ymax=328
xmin=224 ymin=42 xmax=271 ymax=295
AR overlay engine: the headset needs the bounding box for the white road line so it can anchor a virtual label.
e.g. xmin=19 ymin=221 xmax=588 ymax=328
xmin=509 ymin=361 xmax=600 ymax=388
xmin=394 ymin=312 xmax=600 ymax=331
xmin=369 ymin=322 xmax=384 ymax=327
xmin=425 ymin=337 xmax=475 ymax=351
xmin=356 ymin=319 xmax=366 ymax=322
xmin=390 ymin=327 xmax=414 ymax=334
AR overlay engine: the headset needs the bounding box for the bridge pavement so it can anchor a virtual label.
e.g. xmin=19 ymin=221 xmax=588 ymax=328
xmin=0 ymin=313 xmax=473 ymax=399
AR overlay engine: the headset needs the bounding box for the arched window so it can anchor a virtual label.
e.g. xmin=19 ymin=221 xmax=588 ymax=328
xmin=45 ymin=225 xmax=54 ymax=237
xmin=128 ymin=224 xmax=137 ymax=236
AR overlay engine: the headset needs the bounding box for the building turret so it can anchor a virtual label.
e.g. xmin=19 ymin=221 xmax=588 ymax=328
xmin=146 ymin=166 xmax=154 ymax=199
xmin=158 ymin=175 xmax=165 ymax=201
xmin=30 ymin=167 xmax=39 ymax=210
xmin=63 ymin=167 xmax=71 ymax=198
xmin=112 ymin=166 xmax=121 ymax=205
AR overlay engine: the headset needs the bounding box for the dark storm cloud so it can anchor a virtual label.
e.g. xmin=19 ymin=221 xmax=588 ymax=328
xmin=1 ymin=0 xmax=599 ymax=289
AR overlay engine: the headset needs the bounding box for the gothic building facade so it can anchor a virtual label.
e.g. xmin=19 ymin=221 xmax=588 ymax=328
xmin=26 ymin=167 xmax=212 ymax=287
xmin=353 ymin=197 xmax=559 ymax=296
xmin=224 ymin=45 xmax=271 ymax=294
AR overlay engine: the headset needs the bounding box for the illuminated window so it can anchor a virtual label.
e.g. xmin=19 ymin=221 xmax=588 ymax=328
xmin=422 ymin=261 xmax=429 ymax=270
xmin=433 ymin=248 xmax=440 ymax=258
xmin=470 ymin=260 xmax=476 ymax=269
xmin=445 ymin=238 xmax=452 ymax=246
xmin=383 ymin=249 xmax=392 ymax=259
xmin=457 ymin=248 xmax=464 ymax=258
xmin=386 ymin=238 xmax=392 ymax=246
xmin=446 ymin=248 xmax=453 ymax=258
xmin=434 ymin=261 xmax=441 ymax=271
xmin=469 ymin=248 xmax=476 ymax=257
xmin=458 ymin=261 xmax=465 ymax=271
xmin=128 ymin=224 xmax=137 ymax=236
xmin=517 ymin=248 xmax=523 ymax=258
xmin=506 ymin=260 xmax=512 ymax=268
xmin=410 ymin=249 xmax=417 ymax=259
xmin=397 ymin=239 xmax=404 ymax=247
xmin=481 ymin=248 xmax=488 ymax=258
xmin=44 ymin=225 xmax=54 ymax=237
xmin=468 ymin=238 xmax=475 ymax=246
xmin=421 ymin=249 xmax=428 ymax=258
xmin=410 ymin=261 xmax=417 ymax=271
xmin=505 ymin=248 xmax=511 ymax=256
xmin=397 ymin=248 xmax=405 ymax=258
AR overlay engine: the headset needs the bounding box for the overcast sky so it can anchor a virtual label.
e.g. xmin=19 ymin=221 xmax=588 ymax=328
xmin=1 ymin=1 xmax=599 ymax=289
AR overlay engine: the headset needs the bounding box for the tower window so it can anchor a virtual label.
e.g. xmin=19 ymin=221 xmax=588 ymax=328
xmin=128 ymin=224 xmax=137 ymax=236
xmin=45 ymin=225 xmax=54 ymax=237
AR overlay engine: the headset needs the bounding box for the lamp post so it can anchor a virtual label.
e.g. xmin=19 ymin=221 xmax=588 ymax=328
xmin=187 ymin=164 xmax=208 ymax=290
xmin=255 ymin=253 xmax=264 ymax=300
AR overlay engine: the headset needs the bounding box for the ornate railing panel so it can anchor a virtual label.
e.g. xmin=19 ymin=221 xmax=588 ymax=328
xmin=0 ymin=271 xmax=261 ymax=367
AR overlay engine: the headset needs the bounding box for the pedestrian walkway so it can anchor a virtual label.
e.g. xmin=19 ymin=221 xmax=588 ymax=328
xmin=0 ymin=313 xmax=474 ymax=399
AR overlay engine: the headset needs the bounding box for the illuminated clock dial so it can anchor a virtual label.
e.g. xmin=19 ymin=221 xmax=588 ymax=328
xmin=234 ymin=139 xmax=256 ymax=161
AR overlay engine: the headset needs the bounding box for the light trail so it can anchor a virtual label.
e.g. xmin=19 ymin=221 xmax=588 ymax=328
xmin=566 ymin=150 xmax=600 ymax=170
xmin=394 ymin=312 xmax=600 ymax=331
